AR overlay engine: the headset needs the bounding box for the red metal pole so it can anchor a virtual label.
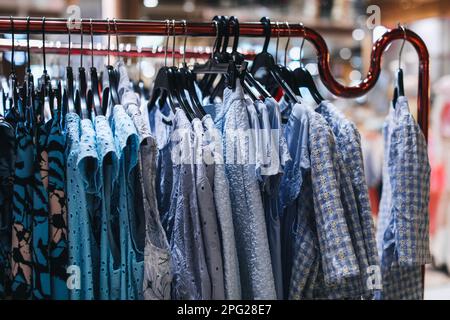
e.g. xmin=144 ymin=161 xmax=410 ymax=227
xmin=0 ymin=17 xmax=429 ymax=136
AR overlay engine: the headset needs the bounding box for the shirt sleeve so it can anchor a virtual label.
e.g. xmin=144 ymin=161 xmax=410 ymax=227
xmin=308 ymin=114 xmax=360 ymax=285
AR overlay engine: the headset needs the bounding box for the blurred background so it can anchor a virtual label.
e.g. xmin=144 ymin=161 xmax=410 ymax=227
xmin=1 ymin=0 xmax=450 ymax=299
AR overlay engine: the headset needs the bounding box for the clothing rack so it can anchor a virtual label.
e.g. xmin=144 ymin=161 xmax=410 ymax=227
xmin=0 ymin=17 xmax=429 ymax=139
xmin=0 ymin=16 xmax=430 ymax=291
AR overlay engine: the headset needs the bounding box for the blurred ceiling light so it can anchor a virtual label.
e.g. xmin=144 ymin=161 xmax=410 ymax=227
xmin=144 ymin=0 xmax=159 ymax=8
xmin=349 ymin=69 xmax=362 ymax=81
xmin=183 ymin=0 xmax=196 ymax=12
xmin=350 ymin=56 xmax=362 ymax=68
xmin=339 ymin=47 xmax=352 ymax=60
xmin=352 ymin=28 xmax=365 ymax=41
xmin=289 ymin=47 xmax=300 ymax=60
xmin=373 ymin=25 xmax=388 ymax=43
xmin=141 ymin=60 xmax=156 ymax=78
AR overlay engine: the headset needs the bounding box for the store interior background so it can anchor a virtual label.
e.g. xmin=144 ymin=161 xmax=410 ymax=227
xmin=1 ymin=0 xmax=450 ymax=299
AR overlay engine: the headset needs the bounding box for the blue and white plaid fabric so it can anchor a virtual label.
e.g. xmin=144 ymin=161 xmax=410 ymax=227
xmin=284 ymin=103 xmax=361 ymax=299
xmin=377 ymin=96 xmax=431 ymax=300
xmin=317 ymin=101 xmax=380 ymax=299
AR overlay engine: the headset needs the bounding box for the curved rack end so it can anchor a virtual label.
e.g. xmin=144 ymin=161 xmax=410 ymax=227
xmin=305 ymin=26 xmax=429 ymax=138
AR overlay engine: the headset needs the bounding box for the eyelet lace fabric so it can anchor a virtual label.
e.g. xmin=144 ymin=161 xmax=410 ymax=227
xmin=220 ymin=82 xmax=276 ymax=300
xmin=66 ymin=113 xmax=101 ymax=300
xmin=202 ymin=115 xmax=241 ymax=300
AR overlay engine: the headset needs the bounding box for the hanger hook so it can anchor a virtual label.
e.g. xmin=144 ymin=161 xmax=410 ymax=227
xmin=260 ymin=17 xmax=271 ymax=53
xmin=211 ymin=20 xmax=219 ymax=60
xmin=26 ymin=16 xmax=31 ymax=72
xmin=172 ymin=19 xmax=176 ymax=66
xmin=164 ymin=19 xmax=169 ymax=67
xmin=275 ymin=21 xmax=280 ymax=64
xmin=299 ymin=22 xmax=306 ymax=66
xmin=42 ymin=17 xmax=47 ymax=74
xmin=229 ymin=16 xmax=239 ymax=53
xmin=113 ymin=18 xmax=120 ymax=59
xmin=284 ymin=21 xmax=291 ymax=67
xmin=182 ymin=20 xmax=188 ymax=66
xmin=398 ymin=23 xmax=406 ymax=69
xmin=10 ymin=16 xmax=15 ymax=75
xmin=90 ymin=19 xmax=94 ymax=68
xmin=67 ymin=17 xmax=71 ymax=67
xmin=106 ymin=18 xmax=111 ymax=66
xmin=79 ymin=18 xmax=83 ymax=68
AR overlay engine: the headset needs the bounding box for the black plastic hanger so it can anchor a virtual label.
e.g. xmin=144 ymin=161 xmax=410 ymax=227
xmin=197 ymin=16 xmax=225 ymax=97
xmin=89 ymin=19 xmax=102 ymax=117
xmin=178 ymin=20 xmax=205 ymax=113
xmin=292 ymin=22 xmax=323 ymax=104
xmin=76 ymin=19 xmax=89 ymax=119
xmin=7 ymin=16 xmax=19 ymax=116
xmin=193 ymin=16 xmax=241 ymax=101
xmin=276 ymin=21 xmax=299 ymax=96
xmin=23 ymin=16 xmax=35 ymax=130
xmin=250 ymin=17 xmax=299 ymax=103
xmin=167 ymin=20 xmax=202 ymax=120
xmin=229 ymin=16 xmax=271 ymax=100
xmin=102 ymin=18 xmax=120 ymax=115
xmin=207 ymin=16 xmax=231 ymax=102
xmin=64 ymin=17 xmax=76 ymax=116
xmin=393 ymin=24 xmax=406 ymax=107
xmin=38 ymin=17 xmax=54 ymax=121
xmin=148 ymin=20 xmax=182 ymax=118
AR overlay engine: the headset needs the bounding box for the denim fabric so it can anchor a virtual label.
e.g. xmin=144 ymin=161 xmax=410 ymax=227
xmin=254 ymin=100 xmax=284 ymax=299
xmin=192 ymin=118 xmax=225 ymax=300
xmin=377 ymin=96 xmax=431 ymax=299
xmin=0 ymin=115 xmax=15 ymax=299
xmin=219 ymin=82 xmax=276 ymax=299
xmin=279 ymin=101 xmax=311 ymax=299
xmin=110 ymin=104 xmax=144 ymax=300
xmin=93 ymin=115 xmax=120 ymax=300
xmin=148 ymin=104 xmax=175 ymax=237
xmin=282 ymin=103 xmax=360 ymax=299
xmin=169 ymin=108 xmax=211 ymax=300
xmin=202 ymin=114 xmax=241 ymax=300
xmin=66 ymin=114 xmax=101 ymax=300
xmin=317 ymin=101 xmax=380 ymax=299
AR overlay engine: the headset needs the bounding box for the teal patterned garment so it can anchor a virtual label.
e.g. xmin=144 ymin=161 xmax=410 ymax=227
xmin=66 ymin=114 xmax=101 ymax=300
xmin=110 ymin=105 xmax=144 ymax=300
xmin=31 ymin=114 xmax=51 ymax=300
xmin=48 ymin=113 xmax=69 ymax=300
xmin=94 ymin=115 xmax=120 ymax=300
xmin=0 ymin=113 xmax=16 ymax=299
xmin=11 ymin=100 xmax=34 ymax=299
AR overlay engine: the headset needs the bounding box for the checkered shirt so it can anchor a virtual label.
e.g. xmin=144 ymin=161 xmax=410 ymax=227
xmin=377 ymin=96 xmax=431 ymax=300
xmin=317 ymin=101 xmax=380 ymax=298
xmin=286 ymin=103 xmax=362 ymax=299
